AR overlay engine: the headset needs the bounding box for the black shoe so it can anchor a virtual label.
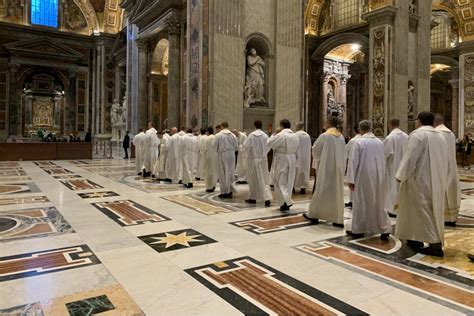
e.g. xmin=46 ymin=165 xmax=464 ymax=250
xmin=138 ymin=172 xmax=143 ymax=176
xmin=195 ymin=177 xmax=201 ymax=181
xmin=380 ymin=233 xmax=390 ymax=241
xmin=236 ymin=181 xmax=247 ymax=184
xmin=445 ymin=221 xmax=456 ymax=227
xmin=300 ymin=189 xmax=306 ymax=195
xmin=245 ymin=199 xmax=257 ymax=204
xmin=418 ymin=244 xmax=444 ymax=258
xmin=346 ymin=230 xmax=364 ymax=238
xmin=303 ymin=214 xmax=319 ymax=224
xmin=218 ymin=193 xmax=232 ymax=199
xmin=280 ymin=203 xmax=290 ymax=212
xmin=265 ymin=200 xmax=271 ymax=207
xmin=406 ymin=240 xmax=424 ymax=251
xmin=164 ymin=178 xmax=172 ymax=183
xmin=388 ymin=212 xmax=397 ymax=218
xmin=206 ymin=187 xmax=216 ymax=193
xmin=468 ymin=254 xmax=474 ymax=262
xmin=345 ymin=202 xmax=353 ymax=208
xmin=178 ymin=180 xmax=182 ymax=184
xmin=332 ymin=223 xmax=344 ymax=228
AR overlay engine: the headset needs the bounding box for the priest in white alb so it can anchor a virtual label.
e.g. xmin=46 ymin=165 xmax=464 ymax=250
xmin=213 ymin=122 xmax=238 ymax=198
xmin=204 ymin=127 xmax=218 ymax=192
xmin=245 ymin=120 xmax=272 ymax=207
xmin=396 ymin=112 xmax=448 ymax=257
xmin=180 ymin=128 xmax=198 ymax=188
xmin=346 ymin=120 xmax=391 ymax=240
xmin=145 ymin=122 xmax=160 ymax=178
xmin=132 ymin=128 xmax=146 ymax=175
xmin=157 ymin=130 xmax=171 ymax=181
xmin=268 ymin=119 xmax=299 ymax=212
xmin=294 ymin=122 xmax=312 ymax=194
xmin=383 ymin=118 xmax=408 ymax=217
xmin=233 ymin=129 xmax=248 ymax=183
xmin=304 ymin=117 xmax=345 ymax=227
xmin=344 ymin=125 xmax=361 ymax=208
xmin=164 ymin=127 xmax=180 ymax=183
xmin=196 ymin=128 xmax=207 ymax=181
xmin=434 ymin=114 xmax=461 ymax=226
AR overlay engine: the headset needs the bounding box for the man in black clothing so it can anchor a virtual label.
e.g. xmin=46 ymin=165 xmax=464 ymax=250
xmin=123 ymin=131 xmax=130 ymax=159
xmin=85 ymin=128 xmax=92 ymax=142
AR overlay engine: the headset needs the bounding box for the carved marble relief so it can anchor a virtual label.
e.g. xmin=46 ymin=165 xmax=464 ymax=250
xmin=463 ymin=54 xmax=474 ymax=134
xmin=372 ymin=27 xmax=386 ymax=137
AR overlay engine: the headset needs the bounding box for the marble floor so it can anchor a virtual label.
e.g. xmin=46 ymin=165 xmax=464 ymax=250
xmin=0 ymin=159 xmax=472 ymax=315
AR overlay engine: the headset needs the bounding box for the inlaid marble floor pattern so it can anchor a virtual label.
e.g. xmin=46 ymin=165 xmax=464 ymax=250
xmin=0 ymin=159 xmax=472 ymax=315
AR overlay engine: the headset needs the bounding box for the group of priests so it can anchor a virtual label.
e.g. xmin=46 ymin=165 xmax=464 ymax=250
xmin=305 ymin=112 xmax=460 ymax=258
xmin=132 ymin=111 xmax=460 ymax=258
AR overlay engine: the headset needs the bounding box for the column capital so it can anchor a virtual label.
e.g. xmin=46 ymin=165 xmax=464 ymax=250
xmin=448 ymin=79 xmax=459 ymax=88
xmin=9 ymin=63 xmax=20 ymax=73
xmin=362 ymin=6 xmax=397 ymax=27
xmin=68 ymin=69 xmax=77 ymax=78
xmin=136 ymin=38 xmax=149 ymax=52
xmin=166 ymin=15 xmax=181 ymax=35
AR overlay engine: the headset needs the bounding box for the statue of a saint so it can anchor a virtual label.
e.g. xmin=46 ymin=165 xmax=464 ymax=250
xmin=111 ymin=99 xmax=121 ymax=127
xmin=244 ymin=48 xmax=265 ymax=107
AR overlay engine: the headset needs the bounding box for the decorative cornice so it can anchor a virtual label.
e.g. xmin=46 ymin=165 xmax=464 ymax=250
xmin=361 ymin=6 xmax=398 ymax=27
xmin=136 ymin=37 xmax=149 ymax=51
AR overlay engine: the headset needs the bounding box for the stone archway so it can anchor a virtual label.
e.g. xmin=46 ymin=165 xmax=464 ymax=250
xmin=149 ymin=38 xmax=169 ymax=130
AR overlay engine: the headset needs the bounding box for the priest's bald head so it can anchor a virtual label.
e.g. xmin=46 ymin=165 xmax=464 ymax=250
xmin=325 ymin=116 xmax=340 ymax=129
xmin=358 ymin=120 xmax=373 ymax=134
xmin=434 ymin=113 xmax=445 ymax=127
xmin=389 ymin=118 xmax=400 ymax=131
xmin=416 ymin=112 xmax=435 ymax=128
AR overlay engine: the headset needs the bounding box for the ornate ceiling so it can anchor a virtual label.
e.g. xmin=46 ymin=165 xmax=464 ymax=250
xmin=305 ymin=0 xmax=474 ymax=42
xmin=0 ymin=0 xmax=124 ymax=35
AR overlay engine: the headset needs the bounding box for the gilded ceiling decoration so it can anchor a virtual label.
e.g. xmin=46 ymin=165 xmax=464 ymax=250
xmin=0 ymin=0 xmax=123 ymax=35
xmin=305 ymin=0 xmax=474 ymax=42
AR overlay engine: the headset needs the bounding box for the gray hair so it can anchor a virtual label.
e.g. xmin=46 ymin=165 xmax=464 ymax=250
xmin=358 ymin=120 xmax=373 ymax=133
xmin=296 ymin=122 xmax=304 ymax=130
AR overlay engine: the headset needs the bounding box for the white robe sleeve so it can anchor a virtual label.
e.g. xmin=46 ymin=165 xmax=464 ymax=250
xmin=395 ymin=134 xmax=421 ymax=182
xmin=346 ymin=142 xmax=360 ymax=185
xmin=312 ymin=135 xmax=325 ymax=170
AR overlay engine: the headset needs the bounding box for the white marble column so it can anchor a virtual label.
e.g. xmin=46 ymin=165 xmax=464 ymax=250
xmin=93 ymin=37 xmax=106 ymax=135
xmin=136 ymin=38 xmax=149 ymax=130
xmin=126 ymin=23 xmax=139 ymax=133
xmin=167 ymin=16 xmax=182 ymax=128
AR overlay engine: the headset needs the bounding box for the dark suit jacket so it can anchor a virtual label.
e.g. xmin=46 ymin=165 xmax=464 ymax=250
xmin=123 ymin=135 xmax=130 ymax=148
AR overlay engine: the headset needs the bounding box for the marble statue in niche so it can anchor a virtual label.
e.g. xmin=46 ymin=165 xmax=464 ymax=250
xmin=408 ymin=82 xmax=415 ymax=119
xmin=244 ymin=48 xmax=265 ymax=108
xmin=110 ymin=99 xmax=125 ymax=141
xmin=326 ymin=85 xmax=344 ymax=120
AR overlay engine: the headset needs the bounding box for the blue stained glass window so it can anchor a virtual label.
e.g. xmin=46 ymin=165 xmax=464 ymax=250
xmin=31 ymin=0 xmax=58 ymax=28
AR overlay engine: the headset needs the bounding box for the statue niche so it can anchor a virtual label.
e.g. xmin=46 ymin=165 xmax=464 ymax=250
xmin=244 ymin=36 xmax=270 ymax=108
xmin=244 ymin=48 xmax=266 ymax=108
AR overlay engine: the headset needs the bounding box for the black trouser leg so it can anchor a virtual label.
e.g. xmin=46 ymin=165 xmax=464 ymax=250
xmin=124 ymin=148 xmax=129 ymax=159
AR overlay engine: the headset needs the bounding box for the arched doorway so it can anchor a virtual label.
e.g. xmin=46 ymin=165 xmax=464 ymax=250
xmin=150 ymin=38 xmax=169 ymax=130
xmin=309 ymin=34 xmax=368 ymax=137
